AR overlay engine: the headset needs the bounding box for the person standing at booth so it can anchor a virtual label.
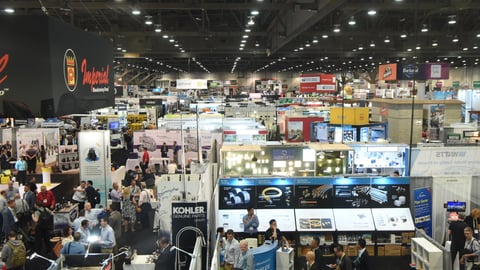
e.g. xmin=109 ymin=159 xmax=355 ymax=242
xmin=449 ymin=213 xmax=469 ymax=269
xmin=36 ymin=185 xmax=55 ymax=210
xmin=14 ymin=157 xmax=27 ymax=186
xmin=304 ymin=251 xmax=320 ymax=270
xmin=140 ymin=146 xmax=150 ymax=174
xmin=243 ymin=206 xmax=259 ymax=236
xmin=353 ymin=238 xmax=370 ymax=270
xmin=236 ymin=240 xmax=254 ymax=270
xmin=460 ymin=227 xmax=480 ymax=270
xmin=466 ymin=209 xmax=480 ymax=239
xmin=223 ymin=229 xmax=240 ymax=270
xmin=25 ymin=144 xmax=38 ymax=174
xmin=160 ymin=142 xmax=168 ymax=167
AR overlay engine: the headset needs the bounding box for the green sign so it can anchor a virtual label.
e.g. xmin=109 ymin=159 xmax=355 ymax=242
xmin=474 ymin=81 xmax=480 ymax=88
xmin=452 ymin=81 xmax=460 ymax=88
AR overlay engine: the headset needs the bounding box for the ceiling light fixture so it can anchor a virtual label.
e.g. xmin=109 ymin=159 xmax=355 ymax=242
xmin=145 ymin=16 xmax=153 ymax=25
xmin=367 ymin=10 xmax=377 ymax=16
xmin=312 ymin=37 xmax=318 ymax=43
xmin=452 ymin=36 xmax=459 ymax=42
xmin=448 ymin=15 xmax=456 ymax=25
xmin=333 ymin=24 xmax=341 ymax=33
xmin=400 ymin=33 xmax=407 ymax=38
xmin=169 ymin=39 xmax=175 ymax=43
xmin=4 ymin=8 xmax=14 ymax=13
xmin=348 ymin=17 xmax=356 ymax=25
xmin=322 ymin=34 xmax=328 ymax=38
xmin=370 ymin=41 xmax=375 ymax=47
xmin=245 ymin=29 xmax=251 ymax=33
xmin=247 ymin=16 xmax=255 ymax=26
xmin=421 ymin=25 xmax=428 ymax=32
xmin=241 ymin=40 xmax=247 ymax=43
xmin=132 ymin=9 xmax=141 ymax=15
xmin=243 ymin=35 xmax=249 ymax=39
xmin=384 ymin=36 xmax=390 ymax=43
xmin=250 ymin=10 xmax=259 ymax=16
xmin=154 ymin=25 xmax=162 ymax=33
xmin=162 ymin=35 xmax=168 ymax=39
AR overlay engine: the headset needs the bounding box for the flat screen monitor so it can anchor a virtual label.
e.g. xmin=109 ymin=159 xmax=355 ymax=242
xmin=109 ymin=121 xmax=120 ymax=130
xmin=447 ymin=201 xmax=466 ymax=212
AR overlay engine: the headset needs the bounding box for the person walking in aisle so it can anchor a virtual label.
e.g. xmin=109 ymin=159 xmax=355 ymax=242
xmin=460 ymin=227 xmax=480 ymax=270
xmin=222 ymin=229 xmax=240 ymax=270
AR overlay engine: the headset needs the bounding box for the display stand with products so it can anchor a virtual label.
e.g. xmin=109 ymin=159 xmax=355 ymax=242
xmin=350 ymin=143 xmax=409 ymax=176
xmin=276 ymin=247 xmax=294 ymax=270
xmin=58 ymin=145 xmax=79 ymax=172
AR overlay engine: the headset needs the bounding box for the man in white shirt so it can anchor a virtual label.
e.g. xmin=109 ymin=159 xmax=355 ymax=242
xmin=72 ymin=181 xmax=87 ymax=211
xmin=222 ymin=229 xmax=240 ymax=270
xmin=84 ymin=202 xmax=103 ymax=231
xmin=96 ymin=218 xmax=116 ymax=253
xmin=76 ymin=219 xmax=90 ymax=247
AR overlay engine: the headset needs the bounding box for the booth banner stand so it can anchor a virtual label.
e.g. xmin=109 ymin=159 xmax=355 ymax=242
xmin=78 ymin=131 xmax=112 ymax=207
xmin=413 ymin=187 xmax=432 ymax=237
xmin=172 ymin=201 xmax=208 ymax=270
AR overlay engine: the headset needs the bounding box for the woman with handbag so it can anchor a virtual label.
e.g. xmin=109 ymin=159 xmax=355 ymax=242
xmin=460 ymin=227 xmax=480 ymax=270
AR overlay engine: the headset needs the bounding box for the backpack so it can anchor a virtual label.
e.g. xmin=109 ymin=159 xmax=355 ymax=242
xmin=38 ymin=208 xmax=53 ymax=230
xmin=6 ymin=241 xmax=26 ymax=268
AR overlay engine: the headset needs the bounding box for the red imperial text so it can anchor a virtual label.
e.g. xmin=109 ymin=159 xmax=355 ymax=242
xmin=0 ymin=54 xmax=8 ymax=84
xmin=81 ymin=58 xmax=109 ymax=91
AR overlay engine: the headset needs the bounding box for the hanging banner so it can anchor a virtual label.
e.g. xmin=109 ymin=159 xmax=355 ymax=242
xmin=378 ymin=63 xmax=398 ymax=81
xmin=397 ymin=63 xmax=427 ymax=80
xmin=176 ymin=79 xmax=208 ymax=89
xmin=300 ymin=74 xmax=336 ymax=93
xmin=413 ymin=187 xmax=432 ymax=237
xmin=425 ymin=63 xmax=449 ymax=79
xmin=172 ymin=201 xmax=208 ymax=270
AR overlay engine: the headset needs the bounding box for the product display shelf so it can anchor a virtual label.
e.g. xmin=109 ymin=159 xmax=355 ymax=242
xmin=410 ymin=237 xmax=442 ymax=270
xmin=337 ymin=232 xmax=374 ymax=257
xmin=58 ymin=144 xmax=79 ymax=172
xmin=296 ymin=233 xmax=335 ymax=257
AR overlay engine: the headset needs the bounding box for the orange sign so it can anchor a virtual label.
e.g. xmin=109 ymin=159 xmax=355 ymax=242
xmin=0 ymin=53 xmax=8 ymax=84
xmin=378 ymin=63 xmax=397 ymax=81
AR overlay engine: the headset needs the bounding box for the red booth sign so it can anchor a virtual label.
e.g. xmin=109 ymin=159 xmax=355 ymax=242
xmin=300 ymin=74 xmax=336 ymax=93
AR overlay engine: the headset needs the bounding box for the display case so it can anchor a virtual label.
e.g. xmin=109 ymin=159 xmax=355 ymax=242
xmin=411 ymin=237 xmax=443 ymax=270
xmin=59 ymin=144 xmax=79 ymax=172
xmin=276 ymin=247 xmax=294 ymax=270
xmin=221 ymin=145 xmax=264 ymax=176
xmin=350 ymin=143 xmax=409 ymax=176
xmin=308 ymin=143 xmax=352 ymax=176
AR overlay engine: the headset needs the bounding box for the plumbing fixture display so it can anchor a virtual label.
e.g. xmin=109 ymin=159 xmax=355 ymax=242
xmin=333 ymin=208 xmax=375 ymax=231
xmin=334 ymin=183 xmax=409 ymax=208
xmin=256 ymin=185 xmax=293 ymax=208
xmin=371 ymin=208 xmax=415 ymax=231
xmin=295 ymin=209 xmax=336 ymax=232
xmin=295 ymin=184 xmax=333 ymax=208
xmin=219 ymin=186 xmax=254 ymax=209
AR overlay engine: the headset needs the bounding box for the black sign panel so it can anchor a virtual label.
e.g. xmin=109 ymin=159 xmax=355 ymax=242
xmin=0 ymin=16 xmax=114 ymax=118
xmin=139 ymin=98 xmax=163 ymax=106
xmin=172 ymin=202 xmax=207 ymax=270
